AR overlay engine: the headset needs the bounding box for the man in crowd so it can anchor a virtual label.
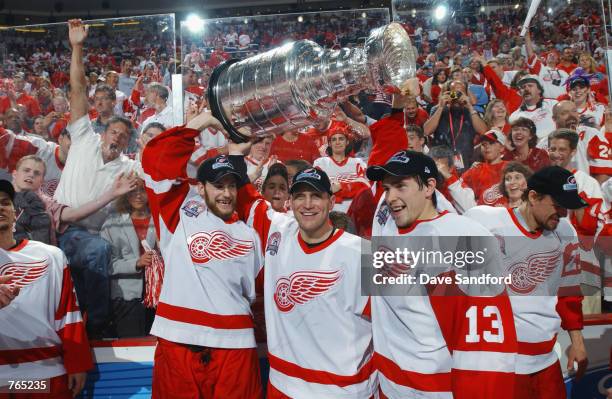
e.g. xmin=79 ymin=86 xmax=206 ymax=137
xmin=424 ymin=80 xmax=488 ymax=170
xmin=140 ymin=83 xmax=173 ymax=131
xmin=0 ymin=179 xmax=92 ymax=397
xmin=142 ymin=110 xmax=263 ymax=398
xmin=270 ymin=128 xmax=320 ymax=164
xmin=509 ymin=75 xmax=558 ymax=140
xmin=54 ymin=19 xmax=139 ymax=337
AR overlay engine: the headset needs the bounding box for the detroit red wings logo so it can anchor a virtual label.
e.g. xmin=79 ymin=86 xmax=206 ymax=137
xmin=508 ymin=249 xmax=561 ymax=294
xmin=0 ymin=259 xmax=49 ymax=288
xmin=274 ymin=270 xmax=342 ymax=312
xmin=187 ymin=231 xmax=254 ymax=264
xmin=40 ymin=179 xmax=59 ymax=197
xmin=482 ymin=184 xmax=503 ymax=205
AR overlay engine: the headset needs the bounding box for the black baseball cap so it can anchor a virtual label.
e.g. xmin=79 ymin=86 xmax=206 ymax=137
xmin=290 ymin=167 xmax=332 ymax=195
xmin=366 ymin=150 xmax=439 ymax=182
xmin=0 ymin=180 xmax=15 ymax=202
xmin=527 ymin=166 xmax=587 ymax=210
xmin=197 ymin=155 xmax=242 ymax=184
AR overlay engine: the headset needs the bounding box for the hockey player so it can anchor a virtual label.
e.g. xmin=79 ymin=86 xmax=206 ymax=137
xmin=366 ymin=151 xmax=518 ymax=399
xmin=141 ymin=111 xmax=263 ymax=399
xmin=0 ymin=179 xmax=92 ymax=398
xmin=232 ymin=144 xmax=375 ymax=398
xmin=465 ymin=166 xmax=589 ymax=398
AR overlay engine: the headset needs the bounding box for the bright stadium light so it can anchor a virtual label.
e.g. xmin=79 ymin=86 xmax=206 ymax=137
xmin=514 ymin=3 xmax=519 ymax=9
xmin=411 ymin=8 xmax=416 ymax=17
xmin=434 ymin=4 xmax=448 ymax=20
xmin=297 ymin=15 xmax=304 ymax=22
xmin=244 ymin=18 xmax=248 ymax=24
xmin=480 ymin=5 xmax=485 ymax=12
xmin=185 ymin=14 xmax=204 ymax=33
xmin=361 ymin=12 xmax=367 ymax=18
xmin=547 ymin=7 xmax=552 ymax=14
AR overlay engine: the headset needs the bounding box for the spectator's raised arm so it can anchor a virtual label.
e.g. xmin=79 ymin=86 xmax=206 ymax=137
xmin=68 ymin=19 xmax=89 ymax=124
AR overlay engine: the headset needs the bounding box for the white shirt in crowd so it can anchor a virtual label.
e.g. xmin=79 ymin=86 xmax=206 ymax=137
xmin=141 ymin=105 xmax=174 ymax=132
xmin=509 ymin=98 xmax=558 ymax=140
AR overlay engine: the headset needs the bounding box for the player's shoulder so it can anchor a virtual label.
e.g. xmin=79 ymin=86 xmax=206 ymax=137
xmin=337 ymin=229 xmax=366 ymax=251
xmin=434 ymin=211 xmax=493 ymax=236
xmin=21 ymin=239 xmax=65 ymax=264
xmin=463 ymin=205 xmax=509 ymax=227
xmin=556 ymin=217 xmax=578 ymax=238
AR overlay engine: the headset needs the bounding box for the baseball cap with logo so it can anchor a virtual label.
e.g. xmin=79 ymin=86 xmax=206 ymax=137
xmin=482 ymin=129 xmax=506 ymax=146
xmin=0 ymin=180 xmax=15 ymax=202
xmin=290 ymin=167 xmax=332 ymax=195
xmin=517 ymin=74 xmax=544 ymax=93
xmin=366 ymin=150 xmax=439 ymax=182
xmin=568 ymin=75 xmax=590 ymax=89
xmin=197 ymin=155 xmax=242 ymax=184
xmin=527 ymin=166 xmax=587 ymax=209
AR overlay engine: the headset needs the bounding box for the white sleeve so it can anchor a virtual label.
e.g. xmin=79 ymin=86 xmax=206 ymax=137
xmin=447 ymin=179 xmax=478 ymax=214
xmin=66 ymin=115 xmax=94 ymax=145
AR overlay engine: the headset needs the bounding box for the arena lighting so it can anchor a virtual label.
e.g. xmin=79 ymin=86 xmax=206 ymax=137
xmin=434 ymin=4 xmax=448 ymax=20
xmin=514 ymin=3 xmax=519 ymax=9
xmin=244 ymin=18 xmax=248 ymax=24
xmin=411 ymin=8 xmax=416 ymax=17
xmin=480 ymin=5 xmax=485 ymax=12
xmin=185 ymin=13 xmax=204 ymax=33
xmin=297 ymin=15 xmax=304 ymax=22
xmin=547 ymin=7 xmax=552 ymax=13
xmin=361 ymin=12 xmax=367 ymax=18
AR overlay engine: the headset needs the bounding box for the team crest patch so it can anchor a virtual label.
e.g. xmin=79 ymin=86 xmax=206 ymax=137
xmin=187 ymin=230 xmax=254 ymax=264
xmin=266 ymin=232 xmax=281 ymax=255
xmin=274 ymin=270 xmax=342 ymax=312
xmin=212 ymin=156 xmax=234 ymax=170
xmin=376 ymin=203 xmax=391 ymax=226
xmin=563 ymin=175 xmax=578 ymax=192
xmin=0 ymin=259 xmax=49 ymax=288
xmin=508 ymin=248 xmax=561 ymax=294
xmin=182 ymin=200 xmax=205 ymax=218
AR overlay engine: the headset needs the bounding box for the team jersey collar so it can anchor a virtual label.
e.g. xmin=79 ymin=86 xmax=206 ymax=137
xmin=297 ymin=228 xmax=344 ymax=254
xmin=397 ymin=210 xmax=449 ymax=235
xmin=507 ymin=207 xmax=542 ymax=239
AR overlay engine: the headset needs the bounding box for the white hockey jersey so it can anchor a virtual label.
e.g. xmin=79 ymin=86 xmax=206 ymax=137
xmin=313 ymin=156 xmax=369 ymax=213
xmin=142 ymin=126 xmax=263 ymax=348
xmin=370 ymin=211 xmax=517 ymax=399
xmin=573 ymin=126 xmax=612 ymax=177
xmin=0 ymin=240 xmax=92 ymax=381
xmin=237 ymin=183 xmax=375 ymax=399
xmin=464 ymin=206 xmax=583 ymax=374
xmin=509 ymin=99 xmax=558 ymax=140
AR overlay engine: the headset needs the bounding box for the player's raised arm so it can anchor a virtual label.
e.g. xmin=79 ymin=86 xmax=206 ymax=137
xmin=68 ymin=19 xmax=89 ymax=123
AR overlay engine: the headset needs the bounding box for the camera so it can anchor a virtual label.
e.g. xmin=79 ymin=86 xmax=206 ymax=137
xmin=449 ymin=91 xmax=463 ymax=100
xmin=552 ymin=79 xmax=561 ymax=86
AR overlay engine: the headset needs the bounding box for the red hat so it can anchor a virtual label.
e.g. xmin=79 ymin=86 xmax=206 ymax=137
xmin=326 ymin=121 xmax=351 ymax=140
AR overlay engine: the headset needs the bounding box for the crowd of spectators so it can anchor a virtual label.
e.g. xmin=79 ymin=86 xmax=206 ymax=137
xmin=0 ymin=1 xmax=609 ymax=339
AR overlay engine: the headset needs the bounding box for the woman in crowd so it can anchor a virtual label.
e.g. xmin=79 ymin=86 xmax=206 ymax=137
xmin=567 ymin=75 xmax=606 ymax=127
xmin=31 ymin=115 xmax=48 ymax=138
xmin=498 ymin=161 xmax=533 ymax=208
xmin=483 ymin=98 xmax=510 ymax=135
xmin=429 ymin=68 xmax=448 ymax=106
xmin=502 ymin=117 xmax=551 ymax=172
xmin=313 ymin=127 xmax=368 ymax=213
xmin=100 ymin=179 xmax=156 ymax=338
xmin=261 ymin=162 xmax=290 ymax=213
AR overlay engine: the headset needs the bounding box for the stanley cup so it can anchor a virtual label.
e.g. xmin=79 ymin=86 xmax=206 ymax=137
xmin=207 ymin=22 xmax=417 ymax=142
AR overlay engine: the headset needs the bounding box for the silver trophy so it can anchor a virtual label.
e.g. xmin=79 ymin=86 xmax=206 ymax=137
xmin=207 ymin=22 xmax=417 ymax=142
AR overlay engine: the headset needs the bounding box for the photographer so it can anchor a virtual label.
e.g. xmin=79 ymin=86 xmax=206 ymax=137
xmin=424 ymin=80 xmax=488 ymax=170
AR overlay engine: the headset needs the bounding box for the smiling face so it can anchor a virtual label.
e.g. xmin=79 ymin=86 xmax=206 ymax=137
xmin=262 ymin=175 xmax=289 ymax=212
xmin=553 ymin=101 xmax=579 ymax=130
xmin=570 ymin=83 xmax=589 ymax=103
xmin=511 ymin=125 xmax=532 ymax=149
xmin=198 ymin=175 xmax=238 ymax=221
xmin=491 ymin=100 xmax=507 ymax=120
xmin=382 ymin=175 xmax=435 ymax=229
xmin=504 ymin=171 xmax=527 ymax=203
xmin=548 ymin=138 xmax=576 ymax=169
xmin=12 ymin=158 xmax=45 ymax=192
xmin=291 ymin=185 xmax=334 ymax=238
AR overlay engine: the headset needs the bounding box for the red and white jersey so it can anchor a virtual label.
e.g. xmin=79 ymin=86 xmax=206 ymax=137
xmin=464 ymin=206 xmax=583 ymax=374
xmin=28 ymin=135 xmax=63 ymax=197
xmin=313 ymin=156 xmax=369 ymax=213
xmin=371 ymin=211 xmax=517 ymax=399
xmin=444 ymin=161 xmax=507 ymax=213
xmin=509 ymin=99 xmax=558 ymax=140
xmin=245 ymin=156 xmax=271 ymax=192
xmin=237 ymin=183 xmax=375 ymax=399
xmin=576 ymin=101 xmax=605 ymax=128
xmin=573 ymin=126 xmax=612 ymax=176
xmin=0 ymin=240 xmax=92 ymax=381
xmin=570 ymin=170 xmax=609 ymax=288
xmin=142 ymin=126 xmax=263 ymax=349
xmin=526 ymin=56 xmax=568 ymax=99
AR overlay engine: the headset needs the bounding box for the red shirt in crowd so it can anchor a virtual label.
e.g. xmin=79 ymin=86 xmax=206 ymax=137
xmin=270 ymin=132 xmax=320 ymax=164
xmin=557 ymin=62 xmax=578 ymax=75
xmin=444 ymin=160 xmax=508 ymax=206
xmin=502 ymin=147 xmax=551 ymax=172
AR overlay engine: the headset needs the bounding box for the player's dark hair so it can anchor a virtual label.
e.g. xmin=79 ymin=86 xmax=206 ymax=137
xmin=405 ymin=124 xmax=424 ymax=138
xmin=94 ymin=84 xmax=116 ymax=100
xmin=106 ymin=116 xmax=134 ymax=132
xmin=262 ymin=163 xmax=289 ymax=188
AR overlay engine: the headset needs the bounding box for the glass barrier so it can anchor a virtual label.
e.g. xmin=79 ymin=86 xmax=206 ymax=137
xmin=0 ymin=14 xmax=177 ymax=139
xmin=178 ymin=8 xmax=390 ymax=121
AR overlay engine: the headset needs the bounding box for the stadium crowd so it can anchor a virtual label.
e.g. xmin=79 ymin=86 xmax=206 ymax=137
xmin=0 ymin=0 xmax=609 ymax=341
